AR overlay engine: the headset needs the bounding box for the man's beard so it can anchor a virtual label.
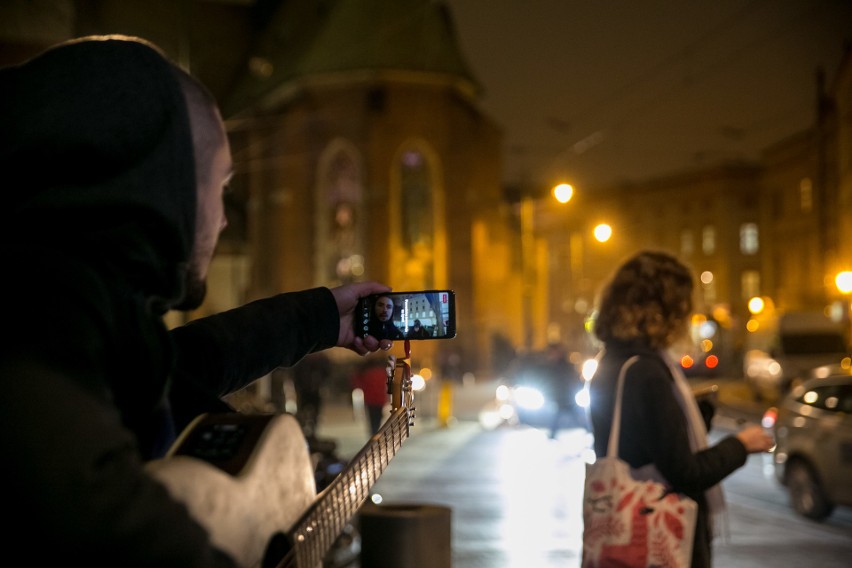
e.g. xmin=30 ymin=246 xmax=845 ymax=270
xmin=173 ymin=269 xmax=207 ymax=311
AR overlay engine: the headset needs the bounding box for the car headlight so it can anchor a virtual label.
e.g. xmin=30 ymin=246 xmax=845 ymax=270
xmin=575 ymin=386 xmax=591 ymax=409
xmin=513 ymin=386 xmax=545 ymax=410
xmin=495 ymin=384 xmax=511 ymax=402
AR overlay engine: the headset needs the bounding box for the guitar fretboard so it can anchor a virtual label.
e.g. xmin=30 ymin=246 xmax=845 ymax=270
xmin=287 ymin=406 xmax=410 ymax=568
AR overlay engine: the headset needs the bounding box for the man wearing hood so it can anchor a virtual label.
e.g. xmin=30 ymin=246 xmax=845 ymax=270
xmin=0 ymin=35 xmax=393 ymax=567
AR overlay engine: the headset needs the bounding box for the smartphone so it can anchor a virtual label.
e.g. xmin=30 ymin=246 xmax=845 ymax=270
xmin=355 ymin=289 xmax=456 ymax=340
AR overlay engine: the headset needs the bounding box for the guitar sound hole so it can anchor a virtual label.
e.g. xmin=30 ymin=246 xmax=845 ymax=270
xmin=188 ymin=423 xmax=247 ymax=461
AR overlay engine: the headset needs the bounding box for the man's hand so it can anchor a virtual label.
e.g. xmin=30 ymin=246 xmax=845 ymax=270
xmin=331 ymin=281 xmax=395 ymax=355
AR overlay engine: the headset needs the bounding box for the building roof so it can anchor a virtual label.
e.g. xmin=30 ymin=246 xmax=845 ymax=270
xmin=222 ymin=0 xmax=481 ymax=117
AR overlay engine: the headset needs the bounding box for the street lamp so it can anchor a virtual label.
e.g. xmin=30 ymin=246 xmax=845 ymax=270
xmin=552 ymin=183 xmax=574 ymax=204
xmin=835 ymin=271 xmax=852 ymax=294
xmin=593 ymin=223 xmax=612 ymax=243
xmin=520 ymin=194 xmax=535 ymax=350
xmin=520 ymin=182 xmax=574 ymax=350
xmin=835 ymin=271 xmax=852 ymax=345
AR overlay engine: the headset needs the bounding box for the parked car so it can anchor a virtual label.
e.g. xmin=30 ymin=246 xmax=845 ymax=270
xmin=761 ymin=365 xmax=852 ymax=521
xmin=744 ymin=310 xmax=850 ymax=402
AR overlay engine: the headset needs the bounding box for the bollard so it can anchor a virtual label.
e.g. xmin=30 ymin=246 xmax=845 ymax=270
xmin=437 ymin=380 xmax=453 ymax=428
xmin=359 ymin=502 xmax=452 ymax=568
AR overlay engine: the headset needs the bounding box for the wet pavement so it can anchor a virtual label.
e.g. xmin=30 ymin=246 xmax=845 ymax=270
xmin=314 ymin=378 xmax=852 ymax=567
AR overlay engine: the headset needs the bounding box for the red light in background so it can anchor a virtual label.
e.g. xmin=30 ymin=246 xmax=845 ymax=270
xmin=761 ymin=407 xmax=778 ymax=429
xmin=705 ymin=355 xmax=719 ymax=369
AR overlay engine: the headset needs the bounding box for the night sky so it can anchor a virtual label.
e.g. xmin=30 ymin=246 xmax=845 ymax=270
xmin=445 ymin=0 xmax=852 ymax=191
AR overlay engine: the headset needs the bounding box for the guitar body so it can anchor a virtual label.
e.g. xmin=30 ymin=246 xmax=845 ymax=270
xmin=147 ymin=351 xmax=414 ymax=568
xmin=146 ymin=413 xmax=316 ymax=568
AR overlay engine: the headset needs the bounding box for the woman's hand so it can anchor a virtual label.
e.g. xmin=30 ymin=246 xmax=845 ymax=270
xmin=736 ymin=424 xmax=775 ymax=453
xmin=331 ymin=281 xmax=395 ymax=355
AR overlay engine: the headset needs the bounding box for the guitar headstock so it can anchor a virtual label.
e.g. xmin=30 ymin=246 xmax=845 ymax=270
xmin=386 ymin=339 xmax=415 ymax=424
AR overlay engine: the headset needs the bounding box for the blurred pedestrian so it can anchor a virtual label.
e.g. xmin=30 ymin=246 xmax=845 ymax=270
xmin=588 ymin=250 xmax=774 ymax=568
xmin=542 ymin=343 xmax=583 ymax=438
xmin=407 ymin=318 xmax=431 ymax=339
xmin=292 ymin=351 xmax=333 ymax=437
xmin=351 ymin=356 xmax=389 ymax=435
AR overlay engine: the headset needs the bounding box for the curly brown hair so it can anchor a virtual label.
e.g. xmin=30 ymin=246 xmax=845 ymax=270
xmin=593 ymin=250 xmax=694 ymax=350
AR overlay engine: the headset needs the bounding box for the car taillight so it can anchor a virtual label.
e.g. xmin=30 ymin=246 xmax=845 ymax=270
xmin=761 ymin=407 xmax=778 ymax=429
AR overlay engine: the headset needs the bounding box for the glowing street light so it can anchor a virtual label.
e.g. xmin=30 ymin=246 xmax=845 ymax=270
xmin=836 ymin=271 xmax=852 ymax=294
xmin=520 ymin=182 xmax=576 ymax=349
xmin=748 ymin=296 xmax=765 ymax=314
xmin=552 ymin=183 xmax=574 ymax=204
xmin=593 ymin=223 xmax=612 ymax=242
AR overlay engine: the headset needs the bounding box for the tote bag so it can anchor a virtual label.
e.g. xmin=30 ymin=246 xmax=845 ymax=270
xmin=582 ymin=356 xmax=698 ymax=568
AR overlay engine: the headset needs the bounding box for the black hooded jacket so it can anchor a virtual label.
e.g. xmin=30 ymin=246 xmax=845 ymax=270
xmin=0 ymin=37 xmax=338 ymax=566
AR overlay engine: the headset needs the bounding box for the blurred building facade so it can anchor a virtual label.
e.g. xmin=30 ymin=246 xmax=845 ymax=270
xmin=0 ymin=0 xmax=524 ymax=379
xmin=2 ymin=1 xmax=850 ymax=381
xmin=218 ymin=1 xmax=516 ymax=377
xmin=536 ymin=48 xmax=852 ymax=374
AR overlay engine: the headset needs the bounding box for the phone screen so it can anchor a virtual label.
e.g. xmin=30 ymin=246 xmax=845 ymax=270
xmin=355 ymin=290 xmax=456 ymax=340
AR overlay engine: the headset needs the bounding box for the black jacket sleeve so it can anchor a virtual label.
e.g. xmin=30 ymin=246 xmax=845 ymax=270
xmin=621 ymin=357 xmax=748 ymax=494
xmin=168 ymin=287 xmax=339 ymax=430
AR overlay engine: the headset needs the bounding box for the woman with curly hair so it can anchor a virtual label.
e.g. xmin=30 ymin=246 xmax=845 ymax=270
xmin=587 ymin=250 xmax=773 ymax=567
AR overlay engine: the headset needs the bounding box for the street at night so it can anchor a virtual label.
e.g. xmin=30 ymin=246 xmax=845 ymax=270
xmin=3 ymin=4 xmax=852 ymax=566
xmin=317 ymin=379 xmax=852 ymax=568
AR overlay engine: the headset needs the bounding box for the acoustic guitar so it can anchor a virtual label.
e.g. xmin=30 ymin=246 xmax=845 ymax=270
xmin=146 ymin=352 xmax=414 ymax=568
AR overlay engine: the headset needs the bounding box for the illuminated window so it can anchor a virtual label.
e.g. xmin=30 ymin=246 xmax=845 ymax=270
xmin=702 ymin=225 xmax=715 ymax=255
xmin=800 ymin=178 xmax=812 ymax=212
xmin=740 ymin=223 xmax=759 ymax=255
xmin=399 ymin=149 xmax=435 ymax=287
xmin=318 ymin=145 xmax=363 ymax=285
xmin=741 ymin=270 xmax=760 ymax=300
xmin=680 ymin=230 xmax=694 ymax=256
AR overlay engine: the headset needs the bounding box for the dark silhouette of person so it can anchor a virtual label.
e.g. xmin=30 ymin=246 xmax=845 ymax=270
xmin=291 ymin=352 xmax=333 ymax=437
xmin=367 ymin=295 xmax=404 ymax=340
xmin=541 ymin=343 xmax=583 ymax=438
xmin=407 ymin=318 xmax=431 ymax=339
xmin=0 ymin=35 xmax=396 ymax=567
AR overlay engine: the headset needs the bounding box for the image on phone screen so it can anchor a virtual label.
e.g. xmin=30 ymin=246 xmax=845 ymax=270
xmin=356 ymin=290 xmax=456 ymax=341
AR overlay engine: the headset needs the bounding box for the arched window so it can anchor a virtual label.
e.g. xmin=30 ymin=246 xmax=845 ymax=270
xmin=400 ymin=150 xmax=433 ymax=253
xmin=396 ymin=148 xmax=436 ymax=288
xmin=317 ymin=143 xmax=363 ymax=285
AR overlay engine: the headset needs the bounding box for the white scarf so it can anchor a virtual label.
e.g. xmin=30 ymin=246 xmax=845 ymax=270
xmin=659 ymin=349 xmax=728 ymax=540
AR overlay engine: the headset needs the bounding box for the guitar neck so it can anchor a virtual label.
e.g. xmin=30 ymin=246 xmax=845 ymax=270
xmin=284 ymin=406 xmax=411 ymax=568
